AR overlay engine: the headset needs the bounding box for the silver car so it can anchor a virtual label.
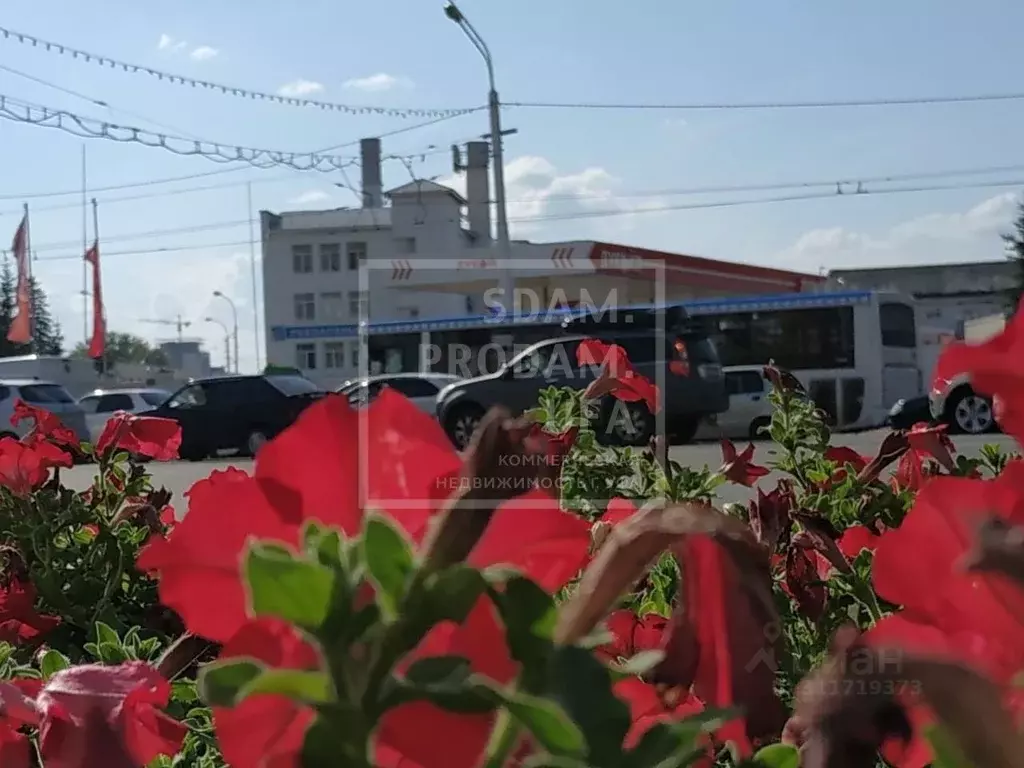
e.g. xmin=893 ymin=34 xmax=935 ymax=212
xmin=0 ymin=379 xmax=90 ymax=443
xmin=77 ymin=388 xmax=172 ymax=443
xmin=338 ymin=373 xmax=461 ymax=414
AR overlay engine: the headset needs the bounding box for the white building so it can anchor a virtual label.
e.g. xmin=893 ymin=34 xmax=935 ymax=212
xmin=263 ymin=138 xmax=821 ymax=389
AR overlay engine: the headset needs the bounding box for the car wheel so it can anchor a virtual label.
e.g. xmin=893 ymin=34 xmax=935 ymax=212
xmin=947 ymin=388 xmax=995 ymax=434
xmin=749 ymin=416 xmax=772 ymax=442
xmin=671 ymin=417 xmax=699 ymax=445
xmin=245 ymin=429 xmax=270 ymax=457
xmin=445 ymin=403 xmax=485 ymax=450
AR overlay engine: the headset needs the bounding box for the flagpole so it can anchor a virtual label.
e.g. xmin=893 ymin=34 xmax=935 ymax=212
xmin=247 ymin=181 xmax=260 ymax=371
xmin=23 ymin=203 xmax=34 ymax=355
xmin=91 ymin=197 xmax=104 ymax=374
xmin=81 ymin=144 xmax=88 ymax=346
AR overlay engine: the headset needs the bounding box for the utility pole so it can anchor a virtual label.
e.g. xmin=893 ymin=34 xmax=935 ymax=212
xmin=444 ymin=1 xmax=516 ymax=314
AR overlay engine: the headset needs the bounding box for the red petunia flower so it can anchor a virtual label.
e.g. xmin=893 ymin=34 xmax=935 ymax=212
xmin=0 ymin=436 xmax=72 ymax=497
xmin=718 ymin=440 xmax=770 ymax=487
xmin=31 ymin=661 xmax=187 ymax=768
xmin=95 ymin=412 xmax=182 ymax=461
xmin=600 ymin=610 xmax=668 ymax=661
xmin=748 ymin=480 xmax=795 ymax=550
xmin=10 ymin=400 xmax=79 ymax=448
xmin=837 ymin=524 xmax=880 ymax=561
xmin=0 ymin=579 xmax=61 ymax=645
xmin=141 ymin=390 xmax=591 ymax=768
xmin=577 ymin=339 xmax=661 ymax=414
xmin=905 ymin=422 xmax=956 ymax=472
xmin=213 ymin=619 xmax=319 ymax=768
xmin=0 ymin=679 xmax=41 ymax=768
xmin=615 ymin=677 xmax=706 ymax=749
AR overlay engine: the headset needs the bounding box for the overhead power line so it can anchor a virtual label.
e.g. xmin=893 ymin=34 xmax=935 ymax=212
xmin=505 ymin=92 xmax=1024 ymax=112
xmin=29 ymin=175 xmax=1024 ymax=263
xmin=0 ymin=25 xmax=478 ymax=119
xmin=0 ymin=92 xmax=362 ymax=172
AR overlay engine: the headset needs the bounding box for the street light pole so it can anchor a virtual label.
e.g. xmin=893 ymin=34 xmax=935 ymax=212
xmin=204 ymin=317 xmax=231 ymax=372
xmin=444 ymin=1 xmax=516 ymax=315
xmin=213 ymin=291 xmax=239 ymax=373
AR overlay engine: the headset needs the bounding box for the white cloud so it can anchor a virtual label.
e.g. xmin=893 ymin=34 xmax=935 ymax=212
xmin=189 ymin=46 xmax=219 ymax=61
xmin=289 ymin=190 xmax=332 ymax=206
xmin=277 ymin=79 xmax=325 ymax=98
xmin=772 ymin=192 xmax=1020 ymax=271
xmin=157 ymin=34 xmax=188 ymax=53
xmin=342 ymin=73 xmax=413 ymax=92
xmin=439 ymin=155 xmax=664 ymax=240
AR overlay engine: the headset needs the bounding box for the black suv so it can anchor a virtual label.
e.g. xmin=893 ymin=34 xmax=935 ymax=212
xmin=142 ymin=374 xmax=325 ymax=460
xmin=435 ymin=306 xmax=727 ymax=448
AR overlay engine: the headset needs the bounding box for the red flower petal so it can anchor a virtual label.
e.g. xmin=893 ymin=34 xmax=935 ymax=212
xmin=96 ymin=413 xmax=182 ymax=461
xmin=136 ymin=468 xmax=296 ymax=642
xmin=600 ymin=497 xmax=639 ymax=526
xmin=213 ymin=619 xmax=320 ymax=768
xmin=837 ymin=525 xmax=879 ymax=560
xmin=468 ymin=488 xmax=591 ymax=593
xmin=615 ymin=677 xmax=705 ymax=748
xmin=10 ymin=400 xmax=80 ymax=448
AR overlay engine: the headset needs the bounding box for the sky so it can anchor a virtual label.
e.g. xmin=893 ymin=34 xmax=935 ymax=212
xmin=2 ymin=0 xmax=1024 ymax=373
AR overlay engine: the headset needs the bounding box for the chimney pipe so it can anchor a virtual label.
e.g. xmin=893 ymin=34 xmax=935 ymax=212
xmin=465 ymin=141 xmax=491 ymax=244
xmin=360 ymin=138 xmax=383 ymax=209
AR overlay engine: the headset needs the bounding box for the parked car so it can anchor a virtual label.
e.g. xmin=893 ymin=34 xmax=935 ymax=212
xmin=140 ymin=374 xmax=325 ymax=460
xmin=929 ymin=372 xmax=997 ymax=435
xmin=435 ymin=306 xmax=727 ymax=449
xmin=0 ymin=379 xmax=90 ymax=444
xmin=694 ymin=365 xmax=774 ymax=441
xmin=338 ymin=373 xmax=461 ymax=413
xmin=77 ymin=388 xmax=172 ymax=443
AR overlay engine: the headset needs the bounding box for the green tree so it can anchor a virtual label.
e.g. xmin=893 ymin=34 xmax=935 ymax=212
xmin=1004 ymin=199 xmax=1024 ymax=314
xmin=71 ymin=331 xmax=169 ymax=366
xmin=0 ymin=259 xmax=63 ymax=357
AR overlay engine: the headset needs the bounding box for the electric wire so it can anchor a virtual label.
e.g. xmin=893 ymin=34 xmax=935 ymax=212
xmin=505 ymin=93 xmax=1024 ymax=111
xmin=0 ymin=25 xmax=478 ymax=119
xmin=29 ymin=176 xmax=1024 ymax=263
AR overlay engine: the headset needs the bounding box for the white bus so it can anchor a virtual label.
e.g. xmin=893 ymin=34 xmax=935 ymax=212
xmin=272 ymin=289 xmax=919 ymax=430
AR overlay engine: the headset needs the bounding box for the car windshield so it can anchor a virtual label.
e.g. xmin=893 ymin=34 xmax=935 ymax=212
xmin=266 ymin=375 xmax=322 ymax=396
xmin=19 ymin=384 xmax=75 ymax=404
xmin=140 ymin=391 xmax=170 ymax=406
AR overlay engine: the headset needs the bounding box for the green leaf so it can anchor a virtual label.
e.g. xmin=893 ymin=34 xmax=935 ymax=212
xmin=98 ymin=641 xmax=129 ymax=664
xmin=362 ymin=513 xmax=416 ymax=619
xmin=421 ymin=565 xmax=488 ymax=625
xmin=39 ymin=649 xmax=70 ymax=678
xmin=94 ymin=621 xmax=120 ymax=647
xmin=380 ymin=656 xmax=497 ymax=715
xmin=626 ymin=722 xmax=705 ymax=768
xmin=752 ymin=743 xmax=800 ymax=768
xmin=925 ymin=725 xmax=972 ymax=768
xmin=198 ymin=658 xmax=264 ymax=707
xmin=545 ymin=645 xmax=631 ymax=766
xmin=501 ymin=692 xmax=586 ymax=758
xmin=487 ymin=574 xmax=557 ymax=672
xmin=244 ymin=543 xmax=335 ymax=631
xmin=240 ymin=669 xmax=333 ymax=705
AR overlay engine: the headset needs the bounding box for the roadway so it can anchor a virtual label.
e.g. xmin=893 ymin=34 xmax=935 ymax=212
xmin=60 ymin=430 xmax=1018 ymax=510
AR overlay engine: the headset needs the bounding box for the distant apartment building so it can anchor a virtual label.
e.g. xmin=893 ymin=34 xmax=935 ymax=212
xmin=262 ymin=139 xmax=822 ymax=389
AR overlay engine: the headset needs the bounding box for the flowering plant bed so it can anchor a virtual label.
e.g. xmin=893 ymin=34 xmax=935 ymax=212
xmin=1 ymin=330 xmax=1023 ymax=768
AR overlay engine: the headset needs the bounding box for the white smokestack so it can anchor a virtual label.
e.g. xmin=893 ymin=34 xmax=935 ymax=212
xmin=465 ymin=141 xmax=491 ymax=243
xmin=360 ymin=138 xmax=383 ymax=209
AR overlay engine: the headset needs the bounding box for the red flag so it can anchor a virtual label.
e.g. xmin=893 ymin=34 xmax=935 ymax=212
xmin=7 ymin=213 xmax=31 ymax=345
xmin=85 ymin=241 xmax=105 ymax=359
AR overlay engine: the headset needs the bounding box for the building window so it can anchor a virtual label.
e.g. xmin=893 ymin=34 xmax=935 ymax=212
xmin=350 ymin=342 xmax=359 ymax=369
xmin=319 ymin=243 xmax=341 ymax=272
xmin=324 ymin=342 xmax=345 ymax=369
xmin=320 ymin=292 xmax=344 ymax=320
xmin=296 ymin=343 xmax=317 ymax=370
xmin=347 ymin=242 xmax=368 ymax=270
xmin=294 ymin=293 xmax=315 ymax=321
xmin=348 ymin=290 xmax=369 ymax=318
xmin=292 ymin=244 xmax=313 ymax=274
xmin=879 ymin=302 xmax=917 ymax=348
xmin=395 ymin=237 xmax=416 ymax=255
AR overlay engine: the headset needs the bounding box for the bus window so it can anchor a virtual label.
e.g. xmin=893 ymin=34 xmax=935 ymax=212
xmin=879 ymin=303 xmax=917 ymax=348
xmin=706 ymin=306 xmax=855 ymax=370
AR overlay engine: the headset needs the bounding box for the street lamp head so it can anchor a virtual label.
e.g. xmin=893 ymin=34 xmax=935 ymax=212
xmin=443 ymin=3 xmax=463 ymax=22
xmin=213 ymin=290 xmax=224 ymax=297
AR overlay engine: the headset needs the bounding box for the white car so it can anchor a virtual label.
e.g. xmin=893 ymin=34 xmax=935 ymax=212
xmin=77 ymin=388 xmax=173 ymax=443
xmin=338 ymin=373 xmax=461 ymax=414
xmin=0 ymin=379 xmax=90 ymax=443
xmin=694 ymin=365 xmax=774 ymax=442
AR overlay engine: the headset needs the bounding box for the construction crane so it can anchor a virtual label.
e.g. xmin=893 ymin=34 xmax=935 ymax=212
xmin=139 ymin=315 xmax=192 ymax=343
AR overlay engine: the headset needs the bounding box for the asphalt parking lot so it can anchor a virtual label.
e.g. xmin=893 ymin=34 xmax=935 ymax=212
xmin=60 ymin=430 xmax=1019 ymax=510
